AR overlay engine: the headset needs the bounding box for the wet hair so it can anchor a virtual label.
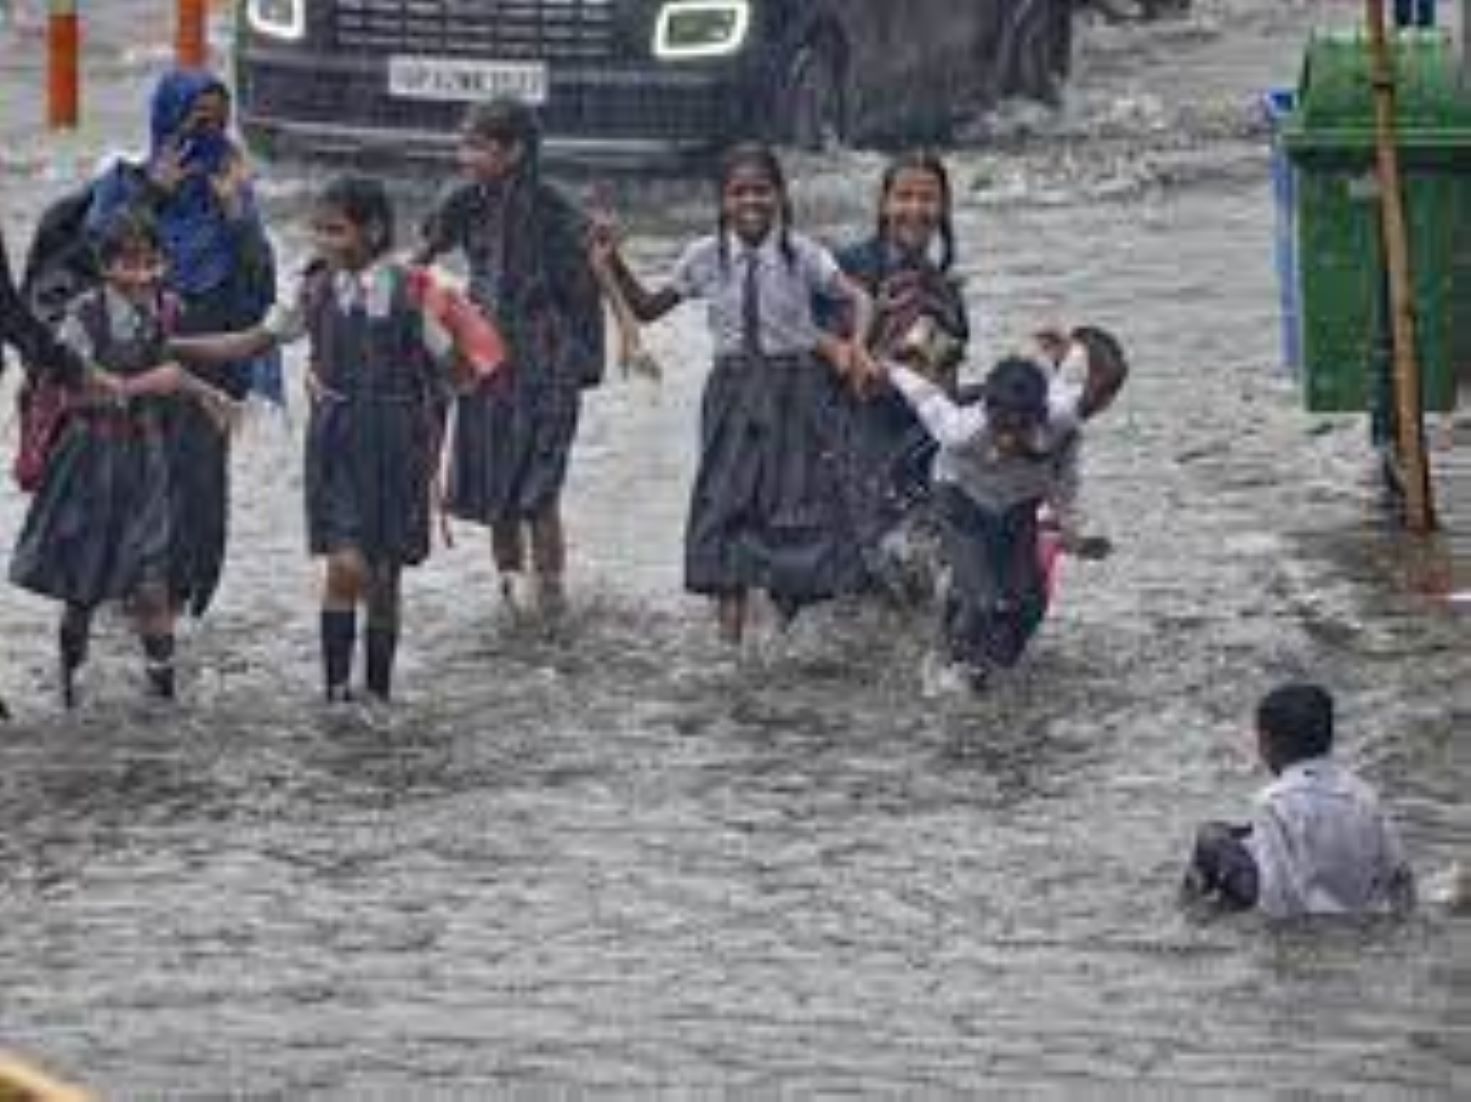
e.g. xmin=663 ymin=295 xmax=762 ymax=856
xmin=1256 ymin=682 xmax=1335 ymax=770
xmin=462 ymin=96 xmax=542 ymax=161
xmin=982 ymin=356 xmax=1049 ymax=421
xmin=318 ymin=174 xmax=395 ymax=259
xmin=94 ymin=208 xmax=163 ymax=268
xmin=1071 ymin=323 xmax=1129 ymax=417
xmin=876 ymin=149 xmax=955 ymax=273
xmin=715 ymin=141 xmax=795 ymax=270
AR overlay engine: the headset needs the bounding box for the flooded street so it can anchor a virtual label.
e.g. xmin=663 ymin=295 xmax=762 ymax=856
xmin=1 ymin=1 xmax=1468 ymax=1095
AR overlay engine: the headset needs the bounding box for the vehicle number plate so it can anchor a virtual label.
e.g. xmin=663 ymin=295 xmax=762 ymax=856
xmin=387 ymin=57 xmax=548 ymax=104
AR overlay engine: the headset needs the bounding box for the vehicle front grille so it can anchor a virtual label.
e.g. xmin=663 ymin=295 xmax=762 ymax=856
xmin=331 ymin=0 xmax=617 ymax=61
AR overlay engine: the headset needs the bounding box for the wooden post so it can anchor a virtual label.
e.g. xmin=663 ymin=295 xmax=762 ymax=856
xmin=176 ymin=0 xmax=207 ymax=67
xmin=1366 ymin=0 xmax=1437 ymax=530
xmin=46 ymin=0 xmax=79 ymax=131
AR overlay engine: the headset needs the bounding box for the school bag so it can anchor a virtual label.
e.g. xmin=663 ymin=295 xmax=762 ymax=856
xmin=10 ymin=173 xmax=122 ymax=492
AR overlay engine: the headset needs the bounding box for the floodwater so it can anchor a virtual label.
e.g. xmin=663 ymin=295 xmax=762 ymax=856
xmin=1 ymin=1 xmax=1467 ymax=1096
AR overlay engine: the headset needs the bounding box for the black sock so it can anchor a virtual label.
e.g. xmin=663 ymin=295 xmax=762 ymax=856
xmin=321 ymin=609 xmax=357 ymax=701
xmin=365 ymin=626 xmax=398 ymax=702
xmin=142 ymin=634 xmax=175 ymax=700
xmin=59 ymin=605 xmax=92 ymax=708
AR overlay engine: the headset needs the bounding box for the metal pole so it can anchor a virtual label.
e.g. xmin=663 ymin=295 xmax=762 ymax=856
xmin=1366 ymin=0 xmax=1436 ymax=530
xmin=176 ymin=0 xmax=207 ymax=67
xmin=46 ymin=0 xmax=79 ymax=130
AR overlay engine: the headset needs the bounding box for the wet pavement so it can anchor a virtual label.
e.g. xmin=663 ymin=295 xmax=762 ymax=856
xmin=0 ymin=1 xmax=1468 ymax=1096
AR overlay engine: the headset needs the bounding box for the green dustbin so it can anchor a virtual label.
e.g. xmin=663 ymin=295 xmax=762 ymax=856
xmin=1281 ymin=30 xmax=1471 ymax=413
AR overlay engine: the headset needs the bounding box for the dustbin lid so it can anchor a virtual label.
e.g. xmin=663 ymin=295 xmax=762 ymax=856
xmin=1282 ymin=29 xmax=1471 ymax=152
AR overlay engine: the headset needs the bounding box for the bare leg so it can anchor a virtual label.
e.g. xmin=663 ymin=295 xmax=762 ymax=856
xmin=132 ymin=582 xmax=177 ymax=700
xmin=717 ymin=591 xmax=747 ymax=646
xmin=492 ymin=519 xmax=528 ymax=614
xmin=530 ymin=505 xmax=568 ymax=617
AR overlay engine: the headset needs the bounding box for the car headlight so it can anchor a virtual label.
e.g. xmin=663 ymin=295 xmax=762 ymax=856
xmin=653 ymin=1 xmax=751 ymax=60
xmin=246 ymin=0 xmax=306 ymax=42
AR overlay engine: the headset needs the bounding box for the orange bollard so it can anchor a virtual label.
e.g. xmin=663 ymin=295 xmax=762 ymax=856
xmin=46 ymin=0 xmax=80 ymax=131
xmin=176 ymin=0 xmax=208 ymax=68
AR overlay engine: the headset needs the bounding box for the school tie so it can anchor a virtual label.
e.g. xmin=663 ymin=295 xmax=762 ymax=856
xmin=741 ymin=248 xmax=761 ymax=358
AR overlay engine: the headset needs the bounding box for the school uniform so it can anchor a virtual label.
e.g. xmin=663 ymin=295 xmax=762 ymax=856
xmin=87 ymin=69 xmax=279 ymax=617
xmin=422 ymin=179 xmax=603 ymax=526
xmin=10 ymin=287 xmax=177 ymax=607
xmin=890 ymin=364 xmax=1081 ymax=669
xmin=1189 ymin=757 xmax=1415 ymax=917
xmin=265 ymin=260 xmax=453 ymax=566
xmin=675 ymin=231 xmax=863 ymax=607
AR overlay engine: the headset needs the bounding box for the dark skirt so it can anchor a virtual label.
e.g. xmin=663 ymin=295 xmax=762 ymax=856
xmin=446 ymin=376 xmax=580 ymax=526
xmin=935 ymin=484 xmax=1049 ymax=669
xmin=165 ymin=294 xmax=254 ymax=618
xmin=10 ymin=410 xmax=174 ymax=607
xmin=166 ymin=402 xmax=229 ymax=617
xmin=305 ymin=392 xmax=440 ymax=567
xmin=837 ymin=387 xmax=937 ymax=579
xmin=685 ymin=353 xmax=863 ymax=606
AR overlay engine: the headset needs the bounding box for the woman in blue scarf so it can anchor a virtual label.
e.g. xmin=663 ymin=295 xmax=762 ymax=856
xmin=87 ymin=68 xmax=278 ymax=618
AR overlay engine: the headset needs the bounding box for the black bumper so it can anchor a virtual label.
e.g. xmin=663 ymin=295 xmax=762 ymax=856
xmin=234 ymin=46 xmax=764 ymax=165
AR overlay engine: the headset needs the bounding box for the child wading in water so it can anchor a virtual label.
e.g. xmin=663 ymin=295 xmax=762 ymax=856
xmin=885 ymin=328 xmax=1126 ymax=691
xmin=172 ymin=176 xmax=465 ymax=702
xmin=594 ymin=142 xmax=878 ymax=644
xmin=9 ymin=211 xmax=238 ymax=705
xmin=826 ymin=151 xmax=970 ymax=597
xmin=1183 ymin=683 xmax=1415 ymax=917
xmin=416 ymin=97 xmax=604 ymax=621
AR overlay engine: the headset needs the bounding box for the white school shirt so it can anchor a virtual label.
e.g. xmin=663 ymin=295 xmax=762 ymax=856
xmin=670 ymin=231 xmax=846 ymax=357
xmin=263 ymin=259 xmax=454 ymax=362
xmin=1245 ymin=757 xmax=1414 ymax=918
xmin=889 ymin=363 xmax=1083 ymax=515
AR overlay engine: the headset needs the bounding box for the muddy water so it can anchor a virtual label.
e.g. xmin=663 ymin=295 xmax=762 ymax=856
xmin=1 ymin=2 xmax=1467 ymax=1096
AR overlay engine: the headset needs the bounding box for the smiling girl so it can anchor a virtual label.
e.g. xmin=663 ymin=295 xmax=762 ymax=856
xmin=593 ymin=142 xmax=876 ymax=645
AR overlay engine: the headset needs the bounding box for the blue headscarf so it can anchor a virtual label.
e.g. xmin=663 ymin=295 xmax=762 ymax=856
xmin=88 ymin=69 xmax=241 ymax=298
xmin=144 ymin=69 xmax=240 ymax=297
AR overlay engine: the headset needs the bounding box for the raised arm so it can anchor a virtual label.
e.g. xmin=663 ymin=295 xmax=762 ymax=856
xmin=887 ymin=362 xmax=988 ymax=450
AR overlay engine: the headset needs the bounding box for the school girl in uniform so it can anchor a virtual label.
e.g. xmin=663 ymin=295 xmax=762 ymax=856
xmin=10 ymin=211 xmax=238 ymax=706
xmin=87 ymin=68 xmax=279 ymax=620
xmin=593 ymin=142 xmax=878 ymax=645
xmin=416 ymin=98 xmax=604 ymax=620
xmin=825 ymin=151 xmax=970 ymax=595
xmin=171 ymin=176 xmax=461 ymax=703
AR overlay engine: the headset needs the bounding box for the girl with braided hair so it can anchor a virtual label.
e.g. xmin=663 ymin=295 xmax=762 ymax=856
xmin=417 ymin=97 xmax=605 ymax=622
xmin=593 ymin=142 xmax=878 ymax=645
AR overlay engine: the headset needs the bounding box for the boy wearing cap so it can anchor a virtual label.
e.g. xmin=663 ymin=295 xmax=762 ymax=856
xmin=886 ymin=331 xmax=1126 ymax=690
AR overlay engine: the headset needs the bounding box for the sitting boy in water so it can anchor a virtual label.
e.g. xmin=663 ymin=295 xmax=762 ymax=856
xmin=1184 ymin=683 xmax=1415 ymax=917
xmin=884 ymin=329 xmax=1126 ymax=690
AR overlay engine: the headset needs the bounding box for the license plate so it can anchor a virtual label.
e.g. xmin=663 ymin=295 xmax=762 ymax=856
xmin=387 ymin=56 xmax=548 ymax=104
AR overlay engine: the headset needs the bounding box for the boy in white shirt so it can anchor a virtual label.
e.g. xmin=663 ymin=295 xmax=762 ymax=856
xmin=1184 ymin=683 xmax=1416 ymax=917
xmin=885 ymin=328 xmax=1125 ymax=689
